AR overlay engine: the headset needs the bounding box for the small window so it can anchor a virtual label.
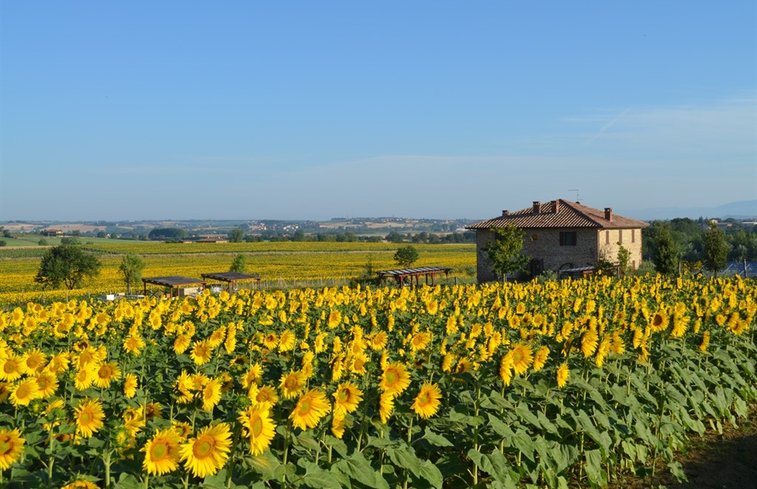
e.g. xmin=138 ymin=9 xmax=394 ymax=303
xmin=632 ymin=229 xmax=636 ymax=243
xmin=605 ymin=230 xmax=609 ymax=244
xmin=619 ymin=229 xmax=623 ymax=244
xmin=560 ymin=231 xmax=577 ymax=246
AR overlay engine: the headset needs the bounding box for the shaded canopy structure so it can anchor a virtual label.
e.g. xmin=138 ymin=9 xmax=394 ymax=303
xmin=201 ymin=272 xmax=261 ymax=291
xmin=142 ymin=276 xmax=206 ymax=297
xmin=377 ymin=266 xmax=452 ymax=286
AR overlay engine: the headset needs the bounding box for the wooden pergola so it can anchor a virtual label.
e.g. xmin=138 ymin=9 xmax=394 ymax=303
xmin=377 ymin=266 xmax=452 ymax=286
xmin=142 ymin=276 xmax=206 ymax=297
xmin=201 ymin=271 xmax=262 ymax=291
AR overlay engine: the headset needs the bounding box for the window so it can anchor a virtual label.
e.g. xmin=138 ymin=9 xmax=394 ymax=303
xmin=618 ymin=229 xmax=623 ymax=244
xmin=631 ymin=229 xmax=636 ymax=243
xmin=559 ymin=231 xmax=577 ymax=246
xmin=605 ymin=230 xmax=609 ymax=244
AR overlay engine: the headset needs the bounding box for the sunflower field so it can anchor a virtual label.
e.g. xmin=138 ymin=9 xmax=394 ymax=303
xmin=0 ymin=275 xmax=754 ymax=488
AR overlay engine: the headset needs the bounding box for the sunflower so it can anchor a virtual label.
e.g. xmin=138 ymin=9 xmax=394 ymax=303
xmin=60 ymin=480 xmax=98 ymax=489
xmin=412 ymin=382 xmax=442 ymax=419
xmin=379 ymin=362 xmax=411 ymax=396
xmin=510 ymin=343 xmax=533 ymax=376
xmin=254 ymin=385 xmax=279 ymax=407
xmin=10 ymin=378 xmax=40 ymax=407
xmin=34 ymin=370 xmax=59 ymax=399
xmin=0 ymin=428 xmax=25 ymax=470
xmin=532 ymin=346 xmax=549 ymax=372
xmin=409 ymin=331 xmax=432 ymax=352
xmin=279 ymin=370 xmax=306 ymax=400
xmin=262 ymin=332 xmax=278 ymax=350
xmin=278 ymin=329 xmax=296 ymax=352
xmin=123 ymin=335 xmax=145 ymax=355
xmin=94 ymin=362 xmax=122 ymax=388
xmin=499 ymin=354 xmax=513 ymax=386
xmin=581 ymin=329 xmax=599 ymax=358
xmin=143 ymin=402 xmax=163 ymax=421
xmin=556 ymin=363 xmax=570 ymax=389
xmin=142 ymin=428 xmax=181 ymax=476
xmin=190 ymin=339 xmax=214 ymax=366
xmin=379 ymin=392 xmax=395 ymax=424
xmin=173 ymin=334 xmax=192 ymax=355
xmin=238 ymin=404 xmax=276 ymax=456
xmin=179 ymin=422 xmax=232 ymax=478
xmin=0 ymin=355 xmax=24 ymax=382
xmin=650 ymin=310 xmax=669 ymax=332
xmin=331 ymin=410 xmax=346 ymax=439
xmin=333 ymin=382 xmax=363 ymax=414
xmin=73 ymin=365 xmax=97 ymax=391
xmin=290 ymin=388 xmax=330 ymax=430
xmin=123 ymin=373 xmax=138 ymax=399
xmin=74 ymin=398 xmax=105 ymax=438
xmin=699 ymin=331 xmax=710 ymax=352
xmin=202 ymin=378 xmax=222 ymax=412
xmin=327 ymin=310 xmax=341 ymax=329
xmin=22 ymin=349 xmax=47 ymax=373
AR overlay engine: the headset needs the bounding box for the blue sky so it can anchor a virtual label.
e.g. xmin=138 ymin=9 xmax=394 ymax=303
xmin=1 ymin=1 xmax=755 ymax=220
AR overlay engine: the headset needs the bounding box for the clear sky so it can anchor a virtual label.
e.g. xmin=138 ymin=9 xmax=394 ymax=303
xmin=1 ymin=1 xmax=755 ymax=221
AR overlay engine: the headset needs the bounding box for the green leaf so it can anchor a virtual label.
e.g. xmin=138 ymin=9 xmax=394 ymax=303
xmin=299 ymin=461 xmax=344 ymax=489
xmin=202 ymin=470 xmax=228 ymax=489
xmin=113 ymin=474 xmax=142 ymax=489
xmin=386 ymin=443 xmax=422 ymax=478
xmin=423 ymin=427 xmax=454 ymax=447
xmin=583 ymin=449 xmax=604 ymax=485
xmin=667 ymin=460 xmax=688 ymax=483
xmin=515 ymin=402 xmax=542 ymax=430
xmin=512 ymin=429 xmax=535 ymax=463
xmin=333 ymin=452 xmax=389 ymax=489
xmin=418 ymin=460 xmax=444 ymax=489
xmin=536 ymin=411 xmax=558 ymax=435
xmin=488 ymin=412 xmax=515 ymax=440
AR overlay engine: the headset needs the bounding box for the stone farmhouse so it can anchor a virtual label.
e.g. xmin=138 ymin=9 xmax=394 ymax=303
xmin=467 ymin=199 xmax=649 ymax=282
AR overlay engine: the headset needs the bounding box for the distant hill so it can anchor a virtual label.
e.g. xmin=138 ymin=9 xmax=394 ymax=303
xmin=620 ymin=200 xmax=757 ymax=221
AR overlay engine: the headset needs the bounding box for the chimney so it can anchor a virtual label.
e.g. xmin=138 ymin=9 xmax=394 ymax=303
xmin=604 ymin=207 xmax=613 ymax=221
xmin=532 ymin=201 xmax=541 ymax=214
xmin=553 ymin=200 xmax=560 ymax=213
xmin=502 ymin=210 xmax=509 ymax=216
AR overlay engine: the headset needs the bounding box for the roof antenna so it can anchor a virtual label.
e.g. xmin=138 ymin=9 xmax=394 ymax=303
xmin=568 ymin=189 xmax=580 ymax=203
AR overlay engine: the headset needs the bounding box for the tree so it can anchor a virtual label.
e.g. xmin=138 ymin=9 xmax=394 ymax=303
xmin=703 ymin=222 xmax=729 ymax=275
xmin=650 ymin=223 xmax=679 ymax=275
xmin=485 ymin=225 xmax=529 ymax=282
xmin=228 ymin=228 xmax=245 ymax=243
xmin=35 ymin=244 xmax=101 ymax=290
xmin=119 ymin=254 xmax=145 ymax=295
xmin=394 ymin=246 xmax=419 ymax=268
xmin=616 ymin=244 xmax=631 ymax=277
xmin=229 ymin=254 xmax=246 ymax=273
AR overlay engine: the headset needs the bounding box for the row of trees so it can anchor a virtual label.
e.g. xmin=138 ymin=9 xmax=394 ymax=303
xmin=646 ymin=222 xmax=733 ymax=275
xmin=34 ymin=245 xmax=147 ymax=294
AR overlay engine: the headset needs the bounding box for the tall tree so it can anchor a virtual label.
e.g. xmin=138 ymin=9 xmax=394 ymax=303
xmin=119 ymin=254 xmax=145 ymax=295
xmin=651 ymin=223 xmax=679 ymax=275
xmin=229 ymin=254 xmax=246 ymax=273
xmin=703 ymin=222 xmax=729 ymax=275
xmin=228 ymin=228 xmax=245 ymax=243
xmin=35 ymin=244 xmax=101 ymax=290
xmin=394 ymin=246 xmax=419 ymax=268
xmin=486 ymin=225 xmax=529 ymax=282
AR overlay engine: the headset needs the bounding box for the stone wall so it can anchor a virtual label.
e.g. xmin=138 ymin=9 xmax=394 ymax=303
xmin=475 ymin=227 xmax=645 ymax=282
xmin=522 ymin=228 xmax=599 ymax=272
xmin=596 ymin=228 xmax=644 ymax=270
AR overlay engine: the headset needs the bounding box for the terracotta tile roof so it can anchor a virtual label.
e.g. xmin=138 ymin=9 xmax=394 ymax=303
xmin=466 ymin=199 xmax=649 ymax=230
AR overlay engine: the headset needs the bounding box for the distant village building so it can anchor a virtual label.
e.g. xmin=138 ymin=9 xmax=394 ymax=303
xmin=40 ymin=229 xmax=64 ymax=237
xmin=467 ymin=199 xmax=648 ymax=282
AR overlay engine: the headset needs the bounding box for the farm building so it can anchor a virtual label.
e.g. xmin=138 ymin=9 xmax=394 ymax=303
xmin=467 ymin=199 xmax=649 ymax=282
